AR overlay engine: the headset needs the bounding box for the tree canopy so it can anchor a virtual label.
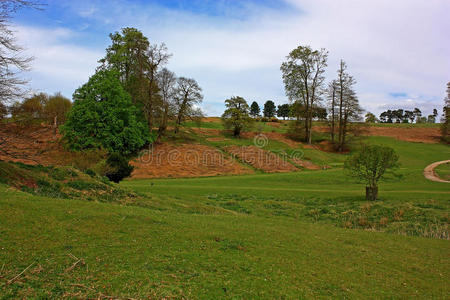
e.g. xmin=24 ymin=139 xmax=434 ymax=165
xmin=345 ymin=145 xmax=399 ymax=200
xmin=62 ymin=70 xmax=150 ymax=156
xmin=221 ymin=96 xmax=253 ymax=137
xmin=263 ymin=100 xmax=276 ymax=118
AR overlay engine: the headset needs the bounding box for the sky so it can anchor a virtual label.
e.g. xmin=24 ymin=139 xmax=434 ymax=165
xmin=11 ymin=0 xmax=450 ymax=117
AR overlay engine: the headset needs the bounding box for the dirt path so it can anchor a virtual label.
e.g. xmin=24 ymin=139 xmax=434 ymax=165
xmin=423 ymin=160 xmax=450 ymax=183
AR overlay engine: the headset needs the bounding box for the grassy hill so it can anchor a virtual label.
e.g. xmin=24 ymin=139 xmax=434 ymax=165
xmin=0 ymin=134 xmax=449 ymax=298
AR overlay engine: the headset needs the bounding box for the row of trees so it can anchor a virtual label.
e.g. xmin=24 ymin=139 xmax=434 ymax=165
xmin=1 ymin=93 xmax=72 ymax=125
xmin=248 ymin=100 xmax=327 ymax=121
xmin=280 ymin=45 xmax=362 ymax=151
xmin=366 ymin=107 xmax=439 ymax=124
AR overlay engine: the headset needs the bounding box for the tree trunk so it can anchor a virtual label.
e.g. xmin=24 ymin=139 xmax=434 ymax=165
xmin=365 ymin=186 xmax=378 ymax=201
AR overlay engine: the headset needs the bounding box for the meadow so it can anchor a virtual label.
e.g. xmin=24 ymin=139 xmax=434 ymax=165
xmin=1 ymin=133 xmax=449 ymax=299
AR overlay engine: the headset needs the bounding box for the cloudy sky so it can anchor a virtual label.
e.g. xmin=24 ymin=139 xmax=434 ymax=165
xmin=12 ymin=0 xmax=450 ymax=117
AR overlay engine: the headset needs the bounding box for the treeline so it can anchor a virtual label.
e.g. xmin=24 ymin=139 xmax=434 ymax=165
xmin=365 ymin=107 xmax=440 ymax=124
xmin=247 ymin=100 xmax=327 ymax=121
xmin=0 ymin=93 xmax=72 ymax=126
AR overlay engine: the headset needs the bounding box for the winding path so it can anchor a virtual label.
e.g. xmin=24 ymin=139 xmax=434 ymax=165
xmin=423 ymin=160 xmax=450 ymax=183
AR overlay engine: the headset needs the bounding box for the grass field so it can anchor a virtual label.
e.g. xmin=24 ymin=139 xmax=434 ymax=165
xmin=1 ymin=135 xmax=449 ymax=298
xmin=435 ymin=162 xmax=450 ymax=181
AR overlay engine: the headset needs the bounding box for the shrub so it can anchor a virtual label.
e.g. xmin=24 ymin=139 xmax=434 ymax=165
xmin=105 ymin=153 xmax=134 ymax=183
xmin=287 ymin=120 xmax=306 ymax=141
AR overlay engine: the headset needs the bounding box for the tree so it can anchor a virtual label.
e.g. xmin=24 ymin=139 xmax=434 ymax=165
xmin=326 ymin=80 xmax=338 ymax=142
xmin=335 ymin=60 xmax=362 ymax=152
xmin=250 ymin=101 xmax=260 ymax=118
xmin=144 ymin=42 xmax=172 ymax=130
xmin=99 ymin=28 xmax=172 ymax=130
xmin=281 ymin=46 xmax=328 ymax=144
xmin=441 ymin=82 xmax=450 ymax=142
xmin=156 ymin=68 xmax=176 ymax=139
xmin=0 ymin=102 xmax=7 ymax=119
xmin=11 ymin=92 xmax=47 ymax=124
xmin=365 ymin=112 xmax=377 ymax=123
xmin=173 ymin=77 xmax=203 ymax=134
xmin=62 ymin=70 xmax=150 ymax=156
xmin=43 ymin=92 xmax=72 ymax=125
xmin=413 ymin=108 xmax=422 ymax=123
xmin=0 ymin=1 xmax=41 ymax=105
xmin=221 ymin=96 xmax=253 ymax=137
xmin=404 ymin=110 xmax=414 ymax=123
xmin=263 ymin=100 xmax=276 ymax=118
xmin=344 ymin=145 xmax=399 ymax=200
xmin=99 ymin=27 xmax=150 ymax=106
xmin=277 ymin=104 xmax=290 ymax=120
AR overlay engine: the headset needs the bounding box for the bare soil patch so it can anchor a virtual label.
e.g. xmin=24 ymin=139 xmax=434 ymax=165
xmin=314 ymin=126 xmax=441 ymax=143
xmin=241 ymin=132 xmax=301 ymax=148
xmin=131 ymin=143 xmax=253 ymax=179
xmin=0 ymin=123 xmax=71 ymax=166
xmin=224 ymin=145 xmax=299 ymax=173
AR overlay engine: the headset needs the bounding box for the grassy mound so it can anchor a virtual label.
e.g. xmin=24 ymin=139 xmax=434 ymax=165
xmin=0 ymin=160 xmax=138 ymax=204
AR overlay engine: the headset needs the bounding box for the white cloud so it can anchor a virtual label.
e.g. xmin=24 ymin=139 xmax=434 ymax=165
xmin=14 ymin=0 xmax=450 ymax=116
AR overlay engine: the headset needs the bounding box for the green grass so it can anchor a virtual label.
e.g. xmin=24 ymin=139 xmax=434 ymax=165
xmin=1 ymin=136 xmax=449 ymax=298
xmin=435 ymin=162 xmax=450 ymax=181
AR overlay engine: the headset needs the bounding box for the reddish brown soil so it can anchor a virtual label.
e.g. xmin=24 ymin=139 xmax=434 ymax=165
xmin=313 ymin=126 xmax=441 ymax=143
xmin=224 ymin=145 xmax=299 ymax=173
xmin=0 ymin=123 xmax=71 ymax=166
xmin=130 ymin=143 xmax=253 ymax=179
xmin=241 ymin=132 xmax=301 ymax=148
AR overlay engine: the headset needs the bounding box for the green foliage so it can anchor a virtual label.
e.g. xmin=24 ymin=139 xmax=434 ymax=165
xmin=62 ymin=70 xmax=150 ymax=156
xmin=345 ymin=144 xmax=399 ymax=200
xmin=365 ymin=112 xmax=377 ymax=123
xmin=249 ymin=101 xmax=260 ymax=117
xmin=10 ymin=93 xmax=47 ymax=124
xmin=277 ymin=103 xmax=290 ymax=120
xmin=263 ymin=100 xmax=276 ymax=118
xmin=221 ymin=96 xmax=253 ymax=137
xmin=105 ymin=152 xmax=134 ymax=183
xmin=43 ymin=92 xmax=72 ymax=125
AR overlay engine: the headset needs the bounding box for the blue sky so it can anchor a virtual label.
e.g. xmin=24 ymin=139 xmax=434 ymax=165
xmin=12 ymin=0 xmax=450 ymax=117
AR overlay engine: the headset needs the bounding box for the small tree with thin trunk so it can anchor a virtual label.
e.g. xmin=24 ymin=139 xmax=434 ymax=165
xmin=344 ymin=145 xmax=399 ymax=201
xmin=221 ymin=96 xmax=253 ymax=137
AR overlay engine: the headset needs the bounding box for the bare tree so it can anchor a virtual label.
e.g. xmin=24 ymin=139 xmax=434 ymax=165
xmin=0 ymin=0 xmax=41 ymax=104
xmin=173 ymin=77 xmax=203 ymax=134
xmin=281 ymin=46 xmax=328 ymax=144
xmin=144 ymin=43 xmax=172 ymax=130
xmin=335 ymin=60 xmax=362 ymax=152
xmin=326 ymin=80 xmax=338 ymax=143
xmin=156 ymin=67 xmax=176 ymax=140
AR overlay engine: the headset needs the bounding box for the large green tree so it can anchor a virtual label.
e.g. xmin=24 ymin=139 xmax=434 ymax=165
xmin=62 ymin=70 xmax=150 ymax=156
xmin=222 ymin=96 xmax=253 ymax=137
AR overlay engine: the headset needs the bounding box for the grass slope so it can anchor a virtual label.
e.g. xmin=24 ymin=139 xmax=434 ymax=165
xmin=0 ymin=186 xmax=448 ymax=298
xmin=0 ymin=136 xmax=449 ymax=298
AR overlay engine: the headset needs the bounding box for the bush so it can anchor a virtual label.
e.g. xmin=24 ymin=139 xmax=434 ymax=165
xmin=105 ymin=153 xmax=134 ymax=183
xmin=287 ymin=120 xmax=306 ymax=141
